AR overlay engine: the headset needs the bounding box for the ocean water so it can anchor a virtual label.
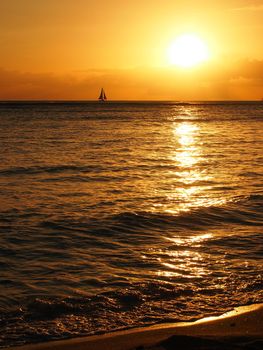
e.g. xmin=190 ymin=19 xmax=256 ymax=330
xmin=0 ymin=101 xmax=262 ymax=347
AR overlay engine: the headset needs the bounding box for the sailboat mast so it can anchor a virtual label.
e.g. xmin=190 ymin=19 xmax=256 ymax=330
xmin=98 ymin=88 xmax=107 ymax=101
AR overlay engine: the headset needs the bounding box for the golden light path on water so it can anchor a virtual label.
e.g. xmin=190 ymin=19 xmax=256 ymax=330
xmin=165 ymin=108 xmax=228 ymax=213
xmin=158 ymin=233 xmax=214 ymax=279
xmin=154 ymin=108 xmax=228 ymax=279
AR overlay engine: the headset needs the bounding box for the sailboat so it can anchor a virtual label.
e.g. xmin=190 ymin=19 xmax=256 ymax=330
xmin=98 ymin=88 xmax=107 ymax=101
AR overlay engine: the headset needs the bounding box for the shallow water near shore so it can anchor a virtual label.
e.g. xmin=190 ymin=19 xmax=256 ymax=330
xmin=0 ymin=101 xmax=262 ymax=347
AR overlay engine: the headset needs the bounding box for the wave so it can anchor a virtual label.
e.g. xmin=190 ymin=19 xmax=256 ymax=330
xmin=1 ymin=274 xmax=263 ymax=348
xmin=0 ymin=165 xmax=104 ymax=176
xmin=108 ymin=195 xmax=263 ymax=230
xmin=0 ymin=163 xmax=181 ymax=177
xmin=0 ymin=193 xmax=262 ymax=231
xmin=0 ymin=200 xmax=262 ymax=347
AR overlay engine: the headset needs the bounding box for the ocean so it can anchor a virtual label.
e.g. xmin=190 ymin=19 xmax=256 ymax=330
xmin=0 ymin=101 xmax=262 ymax=347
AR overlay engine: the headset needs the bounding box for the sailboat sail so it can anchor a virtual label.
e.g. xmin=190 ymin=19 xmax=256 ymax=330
xmin=98 ymin=88 xmax=107 ymax=101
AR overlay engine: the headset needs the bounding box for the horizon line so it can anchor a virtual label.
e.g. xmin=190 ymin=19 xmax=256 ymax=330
xmin=0 ymin=99 xmax=262 ymax=103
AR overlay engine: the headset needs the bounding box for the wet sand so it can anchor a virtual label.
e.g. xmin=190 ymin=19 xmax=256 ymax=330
xmin=7 ymin=303 xmax=263 ymax=350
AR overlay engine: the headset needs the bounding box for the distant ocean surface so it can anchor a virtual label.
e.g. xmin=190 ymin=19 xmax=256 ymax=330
xmin=0 ymin=101 xmax=262 ymax=347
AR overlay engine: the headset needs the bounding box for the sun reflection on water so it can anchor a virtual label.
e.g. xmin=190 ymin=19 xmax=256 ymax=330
xmin=174 ymin=123 xmax=198 ymax=142
xmin=157 ymin=233 xmax=213 ymax=278
xmin=162 ymin=115 xmax=228 ymax=213
xmin=167 ymin=119 xmax=211 ymax=213
xmin=173 ymin=122 xmax=201 ymax=167
xmin=165 ymin=233 xmax=213 ymax=246
xmin=148 ymin=108 xmax=230 ymax=279
xmin=150 ymin=112 xmax=222 ymax=279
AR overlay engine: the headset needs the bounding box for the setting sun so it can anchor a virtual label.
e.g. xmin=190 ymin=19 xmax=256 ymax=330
xmin=167 ymin=34 xmax=209 ymax=68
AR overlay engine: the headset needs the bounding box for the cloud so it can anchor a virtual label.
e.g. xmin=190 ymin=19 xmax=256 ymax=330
xmin=235 ymin=59 xmax=263 ymax=79
xmin=0 ymin=68 xmax=130 ymax=100
xmin=200 ymin=59 xmax=263 ymax=99
xmin=230 ymin=2 xmax=263 ymax=11
xmin=1 ymin=59 xmax=263 ymax=100
xmin=234 ymin=6 xmax=263 ymax=11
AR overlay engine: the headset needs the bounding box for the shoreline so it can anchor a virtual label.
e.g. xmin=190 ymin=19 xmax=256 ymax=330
xmin=7 ymin=303 xmax=263 ymax=350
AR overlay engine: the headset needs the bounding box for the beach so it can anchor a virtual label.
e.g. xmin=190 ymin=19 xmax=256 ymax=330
xmin=7 ymin=303 xmax=263 ymax=350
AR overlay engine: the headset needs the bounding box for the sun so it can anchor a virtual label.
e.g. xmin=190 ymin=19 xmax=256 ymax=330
xmin=167 ymin=34 xmax=209 ymax=68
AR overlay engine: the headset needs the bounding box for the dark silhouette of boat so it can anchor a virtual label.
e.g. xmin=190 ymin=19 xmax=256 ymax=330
xmin=98 ymin=88 xmax=107 ymax=101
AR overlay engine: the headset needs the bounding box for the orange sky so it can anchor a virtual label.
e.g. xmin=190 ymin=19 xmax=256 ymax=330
xmin=0 ymin=0 xmax=263 ymax=100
